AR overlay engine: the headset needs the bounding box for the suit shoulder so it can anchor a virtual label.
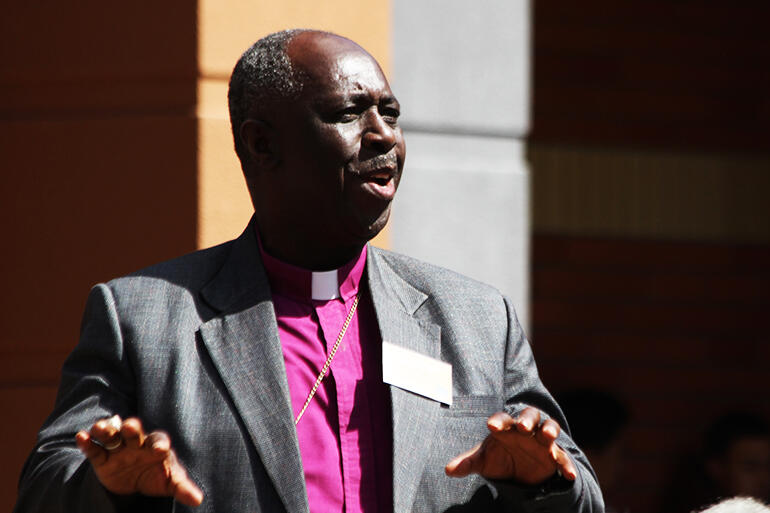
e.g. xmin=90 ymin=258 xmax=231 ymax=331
xmin=369 ymin=246 xmax=504 ymax=301
xmin=105 ymin=239 xmax=234 ymax=296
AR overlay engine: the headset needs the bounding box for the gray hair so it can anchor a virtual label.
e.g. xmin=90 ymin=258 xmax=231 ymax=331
xmin=227 ymin=29 xmax=309 ymax=164
xmin=699 ymin=497 xmax=770 ymax=513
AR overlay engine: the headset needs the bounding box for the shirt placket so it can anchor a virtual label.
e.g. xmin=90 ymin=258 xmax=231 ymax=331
xmin=315 ymin=296 xmax=364 ymax=513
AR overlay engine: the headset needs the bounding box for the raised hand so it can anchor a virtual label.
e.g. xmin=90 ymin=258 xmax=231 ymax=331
xmin=445 ymin=407 xmax=577 ymax=485
xmin=75 ymin=415 xmax=203 ymax=507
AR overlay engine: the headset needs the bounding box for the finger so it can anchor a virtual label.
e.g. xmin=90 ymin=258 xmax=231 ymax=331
xmin=76 ymin=430 xmax=109 ymax=467
xmin=145 ymin=431 xmax=172 ymax=455
xmin=90 ymin=415 xmax=123 ymax=449
xmin=486 ymin=411 xmax=515 ymax=433
xmin=121 ymin=417 xmax=146 ymax=450
xmin=161 ymin=449 xmax=204 ymax=506
xmin=513 ymin=407 xmax=541 ymax=436
xmin=445 ymin=442 xmax=483 ymax=478
xmin=172 ymin=469 xmax=205 ymax=506
xmin=90 ymin=415 xmax=122 ymax=438
xmin=535 ymin=418 xmax=561 ymax=446
xmin=552 ymin=445 xmax=577 ymax=481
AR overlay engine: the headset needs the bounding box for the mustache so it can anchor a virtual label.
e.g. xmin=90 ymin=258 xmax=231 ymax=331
xmin=356 ymin=153 xmax=398 ymax=175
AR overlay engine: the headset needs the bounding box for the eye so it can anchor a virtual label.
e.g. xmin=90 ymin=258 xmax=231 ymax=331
xmin=336 ymin=107 xmax=360 ymax=123
xmin=381 ymin=107 xmax=400 ymax=125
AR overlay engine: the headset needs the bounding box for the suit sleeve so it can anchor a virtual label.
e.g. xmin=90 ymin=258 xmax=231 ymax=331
xmin=493 ymin=296 xmax=605 ymax=513
xmin=14 ymin=284 xmax=170 ymax=513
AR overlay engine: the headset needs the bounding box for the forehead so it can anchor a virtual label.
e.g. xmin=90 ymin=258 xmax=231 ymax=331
xmin=288 ymin=33 xmax=392 ymax=100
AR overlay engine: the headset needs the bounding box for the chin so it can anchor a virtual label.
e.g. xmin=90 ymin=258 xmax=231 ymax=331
xmin=349 ymin=208 xmax=391 ymax=243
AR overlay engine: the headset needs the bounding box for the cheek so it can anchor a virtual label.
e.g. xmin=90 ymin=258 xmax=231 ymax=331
xmin=396 ymin=131 xmax=406 ymax=155
xmin=334 ymin=126 xmax=362 ymax=161
xmin=313 ymin=122 xmax=359 ymax=158
xmin=295 ymin=120 xmax=350 ymax=161
xmin=395 ymin=137 xmax=406 ymax=168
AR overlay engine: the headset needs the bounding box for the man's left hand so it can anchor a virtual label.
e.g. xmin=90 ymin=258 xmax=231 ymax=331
xmin=445 ymin=407 xmax=577 ymax=485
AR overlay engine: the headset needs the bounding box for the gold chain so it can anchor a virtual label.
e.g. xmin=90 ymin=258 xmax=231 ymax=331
xmin=294 ymin=294 xmax=360 ymax=425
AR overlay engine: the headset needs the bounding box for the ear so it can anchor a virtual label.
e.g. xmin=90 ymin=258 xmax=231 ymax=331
xmin=240 ymin=119 xmax=279 ymax=170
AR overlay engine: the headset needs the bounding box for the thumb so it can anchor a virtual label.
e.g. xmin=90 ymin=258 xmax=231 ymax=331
xmin=445 ymin=442 xmax=484 ymax=478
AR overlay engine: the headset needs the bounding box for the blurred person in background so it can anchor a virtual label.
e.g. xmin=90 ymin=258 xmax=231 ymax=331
xmin=703 ymin=412 xmax=770 ymax=505
xmin=663 ymin=411 xmax=770 ymax=513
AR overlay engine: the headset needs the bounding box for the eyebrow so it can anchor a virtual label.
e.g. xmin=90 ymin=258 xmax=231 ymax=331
xmin=311 ymin=90 xmax=400 ymax=113
xmin=346 ymin=92 xmax=400 ymax=106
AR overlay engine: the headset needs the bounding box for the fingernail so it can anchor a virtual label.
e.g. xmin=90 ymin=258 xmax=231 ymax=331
xmin=106 ymin=415 xmax=121 ymax=431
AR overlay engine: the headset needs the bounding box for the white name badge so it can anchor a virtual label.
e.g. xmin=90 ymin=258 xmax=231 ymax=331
xmin=382 ymin=341 xmax=452 ymax=405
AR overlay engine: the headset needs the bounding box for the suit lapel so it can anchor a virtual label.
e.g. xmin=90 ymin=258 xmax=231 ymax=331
xmin=195 ymin=232 xmax=444 ymax=513
xmin=367 ymin=249 xmax=442 ymax=513
xmin=198 ymin=221 xmax=309 ymax=513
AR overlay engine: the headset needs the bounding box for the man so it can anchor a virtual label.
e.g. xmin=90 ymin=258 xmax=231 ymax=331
xmin=703 ymin=412 xmax=770 ymax=504
xmin=663 ymin=412 xmax=770 ymax=513
xmin=15 ymin=29 xmax=603 ymax=512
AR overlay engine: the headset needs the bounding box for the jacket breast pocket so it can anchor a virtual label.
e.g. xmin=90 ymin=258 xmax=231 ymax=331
xmin=435 ymin=395 xmax=503 ymax=460
xmin=440 ymin=395 xmax=501 ymax=418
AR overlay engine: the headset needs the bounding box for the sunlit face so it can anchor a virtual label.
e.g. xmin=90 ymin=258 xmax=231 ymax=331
xmin=255 ymin=32 xmax=405 ymax=264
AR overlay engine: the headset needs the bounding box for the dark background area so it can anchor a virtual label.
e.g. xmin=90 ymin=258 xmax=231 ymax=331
xmin=529 ymin=3 xmax=770 ymax=512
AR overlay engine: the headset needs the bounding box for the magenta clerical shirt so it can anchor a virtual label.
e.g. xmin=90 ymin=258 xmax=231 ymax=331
xmin=258 ymin=236 xmax=393 ymax=513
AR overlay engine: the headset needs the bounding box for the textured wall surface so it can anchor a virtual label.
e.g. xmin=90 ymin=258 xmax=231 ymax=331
xmin=529 ymin=4 xmax=770 ymax=512
xmin=391 ymin=0 xmax=532 ymax=328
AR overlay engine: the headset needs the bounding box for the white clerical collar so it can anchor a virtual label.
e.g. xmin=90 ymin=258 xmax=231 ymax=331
xmin=311 ymin=270 xmax=340 ymax=300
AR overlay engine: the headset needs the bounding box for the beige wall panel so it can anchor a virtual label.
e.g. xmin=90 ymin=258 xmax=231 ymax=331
xmin=530 ymin=143 xmax=770 ymax=243
xmin=199 ymin=0 xmax=392 ymax=79
xmin=197 ymin=81 xmax=254 ymax=247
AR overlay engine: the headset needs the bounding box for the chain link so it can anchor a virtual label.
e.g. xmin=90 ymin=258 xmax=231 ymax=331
xmin=294 ymin=294 xmax=360 ymax=425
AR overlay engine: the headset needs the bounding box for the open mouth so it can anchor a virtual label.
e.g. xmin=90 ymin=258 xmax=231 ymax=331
xmin=357 ymin=167 xmax=397 ymax=200
xmin=355 ymin=153 xmax=399 ymax=199
xmin=368 ymin=170 xmax=393 ymax=187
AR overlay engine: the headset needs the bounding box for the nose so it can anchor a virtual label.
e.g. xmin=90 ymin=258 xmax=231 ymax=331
xmin=361 ymin=109 xmax=398 ymax=153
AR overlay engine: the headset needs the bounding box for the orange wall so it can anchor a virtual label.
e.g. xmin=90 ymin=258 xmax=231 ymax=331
xmin=1 ymin=2 xmax=391 ymax=509
xmin=1 ymin=3 xmax=199 ymax=509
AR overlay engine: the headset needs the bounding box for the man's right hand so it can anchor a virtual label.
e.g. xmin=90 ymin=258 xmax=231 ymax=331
xmin=75 ymin=415 xmax=203 ymax=507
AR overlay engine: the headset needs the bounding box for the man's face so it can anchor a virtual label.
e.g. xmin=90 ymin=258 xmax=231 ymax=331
xmin=255 ymin=33 xmax=405 ymax=263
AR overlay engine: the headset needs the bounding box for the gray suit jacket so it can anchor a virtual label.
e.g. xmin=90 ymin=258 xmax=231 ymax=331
xmin=15 ymin=221 xmax=603 ymax=513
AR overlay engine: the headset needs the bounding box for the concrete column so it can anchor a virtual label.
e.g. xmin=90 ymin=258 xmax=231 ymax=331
xmin=390 ymin=0 xmax=532 ymax=328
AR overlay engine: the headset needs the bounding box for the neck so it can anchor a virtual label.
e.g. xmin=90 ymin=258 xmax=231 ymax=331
xmin=257 ymin=226 xmax=364 ymax=272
